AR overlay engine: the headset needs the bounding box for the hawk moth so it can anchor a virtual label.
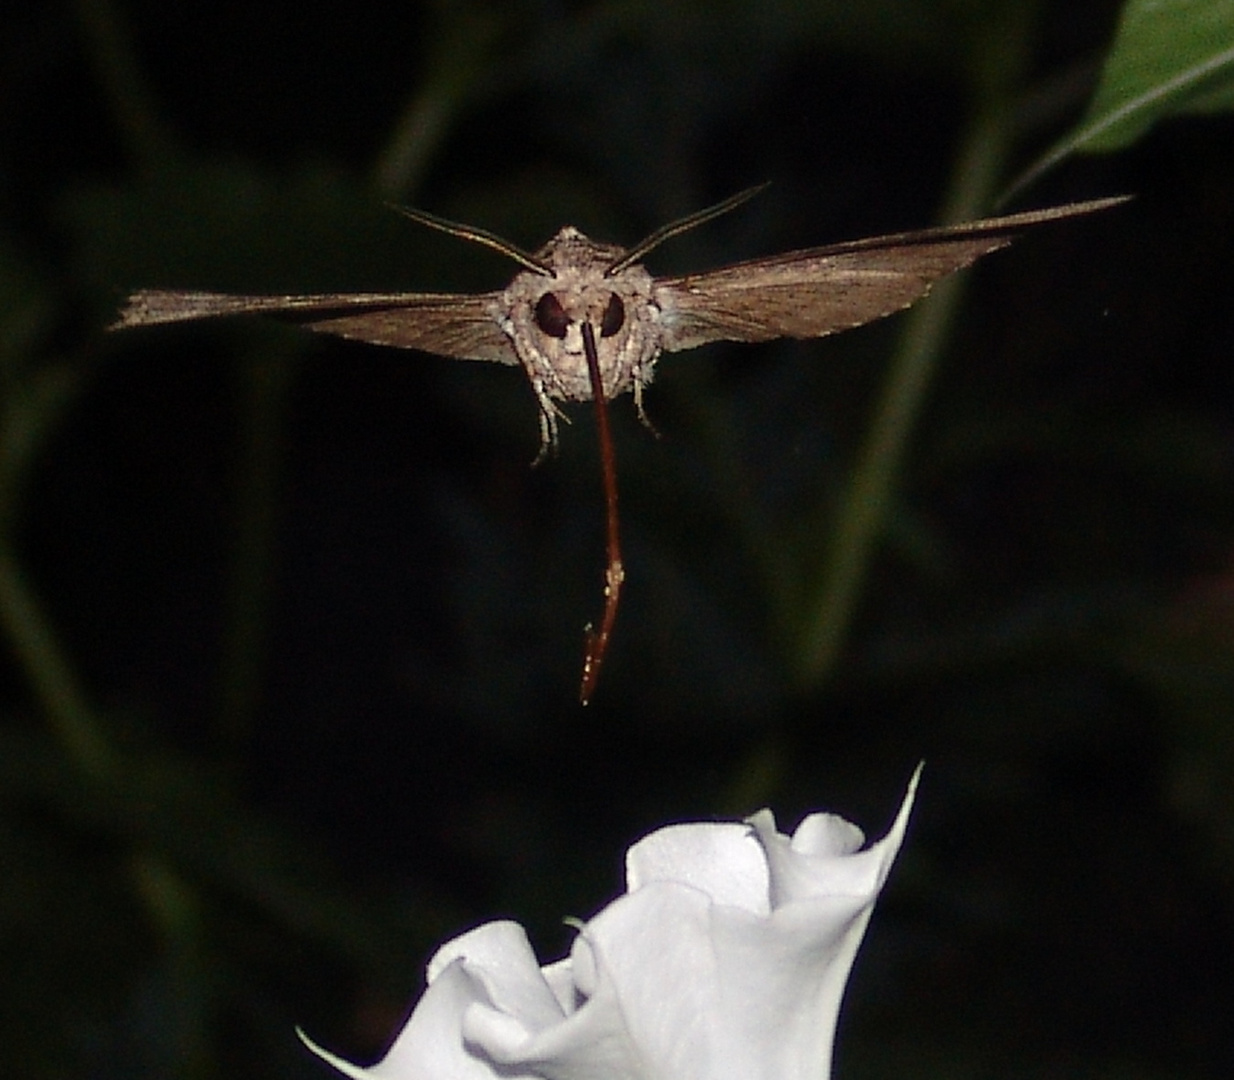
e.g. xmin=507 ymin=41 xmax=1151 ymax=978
xmin=111 ymin=187 xmax=1128 ymax=702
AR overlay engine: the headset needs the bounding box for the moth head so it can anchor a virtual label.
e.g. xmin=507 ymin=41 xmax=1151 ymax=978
xmin=533 ymin=287 xmax=625 ymax=344
xmin=500 ymin=231 xmax=658 ymax=403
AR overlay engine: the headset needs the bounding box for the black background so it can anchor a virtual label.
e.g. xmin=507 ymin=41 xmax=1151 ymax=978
xmin=3 ymin=1 xmax=1234 ymax=1077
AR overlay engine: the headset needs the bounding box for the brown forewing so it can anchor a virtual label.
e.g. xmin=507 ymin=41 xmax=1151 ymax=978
xmin=112 ymin=289 xmax=517 ymax=364
xmin=652 ymin=196 xmax=1129 ymax=352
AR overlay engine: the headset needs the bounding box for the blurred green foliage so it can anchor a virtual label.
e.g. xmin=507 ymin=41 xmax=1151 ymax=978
xmin=3 ymin=0 xmax=1234 ymax=1077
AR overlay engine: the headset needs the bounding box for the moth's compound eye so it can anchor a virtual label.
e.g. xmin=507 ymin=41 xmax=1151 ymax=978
xmin=600 ymin=293 xmax=625 ymax=338
xmin=535 ymin=292 xmax=570 ymax=339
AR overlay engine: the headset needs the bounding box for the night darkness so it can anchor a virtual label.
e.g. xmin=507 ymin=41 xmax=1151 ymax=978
xmin=4 ymin=2 xmax=1234 ymax=1077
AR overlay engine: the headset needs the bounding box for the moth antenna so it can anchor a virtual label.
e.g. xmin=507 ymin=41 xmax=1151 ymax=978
xmin=606 ymin=182 xmax=771 ymax=275
xmin=387 ymin=204 xmax=554 ymax=276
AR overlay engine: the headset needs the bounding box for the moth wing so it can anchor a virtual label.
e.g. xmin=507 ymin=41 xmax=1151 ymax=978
xmin=653 ymin=197 xmax=1129 ymax=352
xmin=112 ymin=290 xmax=517 ymax=365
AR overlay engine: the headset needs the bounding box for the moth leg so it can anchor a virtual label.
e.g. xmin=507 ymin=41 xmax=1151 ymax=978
xmin=532 ymin=409 xmax=554 ymax=465
xmin=530 ymin=381 xmax=569 ymax=464
xmin=631 ymin=375 xmax=660 ymax=439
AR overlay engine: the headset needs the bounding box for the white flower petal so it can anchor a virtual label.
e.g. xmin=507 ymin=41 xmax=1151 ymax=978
xmin=466 ymin=932 xmax=654 ymax=1080
xmin=625 ymin=820 xmax=769 ymax=913
xmin=751 ymin=764 xmax=921 ymax=909
xmin=540 ymin=956 xmax=579 ymax=1014
xmin=300 ymin=958 xmax=509 ymax=1080
xmin=301 ymin=768 xmax=921 ymax=1080
xmin=428 ymin=921 xmax=567 ymax=1034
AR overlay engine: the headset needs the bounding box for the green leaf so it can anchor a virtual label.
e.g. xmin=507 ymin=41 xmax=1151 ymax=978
xmin=1005 ymin=0 xmax=1234 ymax=199
xmin=1079 ymin=0 xmax=1234 ymax=150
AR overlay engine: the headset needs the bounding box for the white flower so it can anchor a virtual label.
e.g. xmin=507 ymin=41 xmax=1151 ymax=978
xmin=302 ymin=768 xmax=920 ymax=1080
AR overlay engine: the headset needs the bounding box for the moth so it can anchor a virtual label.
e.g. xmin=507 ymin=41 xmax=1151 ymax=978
xmin=111 ymin=188 xmax=1128 ymax=702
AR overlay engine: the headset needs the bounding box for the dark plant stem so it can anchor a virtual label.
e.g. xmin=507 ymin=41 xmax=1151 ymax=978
xmin=794 ymin=9 xmax=1031 ymax=689
xmin=218 ymin=338 xmax=296 ymax=752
